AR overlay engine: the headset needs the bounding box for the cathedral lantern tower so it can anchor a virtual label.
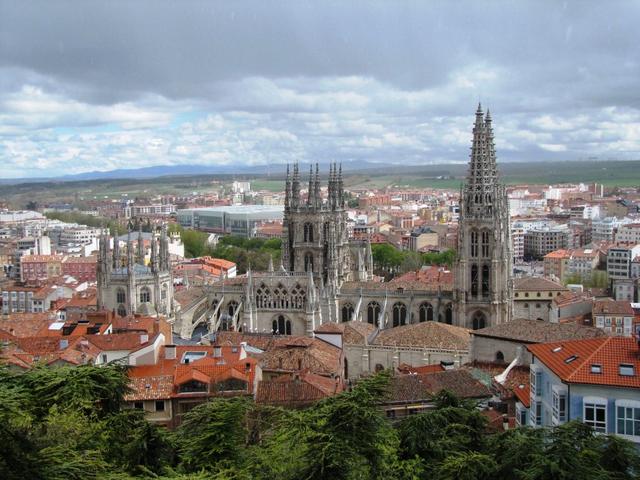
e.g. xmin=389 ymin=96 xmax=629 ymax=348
xmin=282 ymin=162 xmax=353 ymax=288
xmin=455 ymin=105 xmax=512 ymax=329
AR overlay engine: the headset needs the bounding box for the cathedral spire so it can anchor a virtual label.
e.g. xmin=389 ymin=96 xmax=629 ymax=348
xmin=291 ymin=162 xmax=300 ymax=209
xmin=314 ymin=163 xmax=321 ymax=209
xmin=338 ymin=163 xmax=344 ymax=208
xmin=285 ymin=164 xmax=291 ymax=210
xmin=307 ymin=164 xmax=314 ymax=206
xmin=137 ymin=225 xmax=144 ymax=265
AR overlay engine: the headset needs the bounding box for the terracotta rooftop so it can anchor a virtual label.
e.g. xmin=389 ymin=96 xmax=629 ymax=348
xmin=260 ymin=336 xmax=342 ymax=377
xmin=372 ymin=322 xmax=470 ymax=350
xmin=391 ymin=266 xmax=454 ymax=290
xmin=512 ymin=383 xmax=530 ymax=408
xmin=514 ymin=277 xmax=568 ymax=292
xmin=387 ymin=369 xmax=491 ymax=403
xmin=592 ymin=300 xmax=634 ymax=316
xmin=314 ymin=320 xmax=376 ymax=345
xmin=256 ymin=372 xmax=342 ymax=406
xmin=472 ymin=318 xmax=605 ymax=344
xmin=0 ymin=313 xmax=55 ymax=338
xmin=528 ymin=337 xmax=640 ymax=388
xmin=173 ymin=286 xmax=207 ymax=309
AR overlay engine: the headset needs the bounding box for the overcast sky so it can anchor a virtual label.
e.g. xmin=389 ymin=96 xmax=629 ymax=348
xmin=1 ymin=0 xmax=639 ymax=178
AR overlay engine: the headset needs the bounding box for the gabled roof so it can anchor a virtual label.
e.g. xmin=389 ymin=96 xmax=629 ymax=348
xmin=528 ymin=337 xmax=640 ymax=388
xmin=256 ymin=372 xmax=342 ymax=406
xmin=387 ymin=369 xmax=491 ymax=403
xmin=514 ymin=277 xmax=568 ymax=292
xmin=314 ymin=320 xmax=376 ymax=345
xmin=512 ymin=383 xmax=530 ymax=408
xmin=472 ymin=318 xmax=605 ymax=344
xmin=593 ymin=300 xmax=634 ymax=316
xmin=372 ymin=322 xmax=470 ymax=350
xmin=260 ymin=336 xmax=341 ymax=376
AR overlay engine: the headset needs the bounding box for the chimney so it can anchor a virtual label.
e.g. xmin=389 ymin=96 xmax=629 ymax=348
xmin=140 ymin=333 xmax=149 ymax=344
xmin=165 ymin=344 xmax=176 ymax=360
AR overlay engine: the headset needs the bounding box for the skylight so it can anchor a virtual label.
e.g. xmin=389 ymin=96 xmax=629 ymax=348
xmin=182 ymin=351 xmax=206 ymax=364
xmin=619 ymin=364 xmax=635 ymax=376
xmin=552 ymin=346 xmax=563 ymax=353
xmin=590 ymin=364 xmax=602 ymax=374
xmin=564 ymin=355 xmax=578 ymax=364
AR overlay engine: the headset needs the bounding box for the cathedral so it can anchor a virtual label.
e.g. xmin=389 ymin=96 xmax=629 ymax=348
xmin=97 ymin=225 xmax=175 ymax=320
xmin=192 ymin=105 xmax=513 ymax=338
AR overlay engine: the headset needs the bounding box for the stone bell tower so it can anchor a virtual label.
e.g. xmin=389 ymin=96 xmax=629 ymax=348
xmin=282 ymin=162 xmax=351 ymax=289
xmin=455 ymin=105 xmax=512 ymax=329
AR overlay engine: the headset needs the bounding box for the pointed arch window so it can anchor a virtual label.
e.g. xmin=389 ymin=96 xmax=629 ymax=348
xmin=482 ymin=265 xmax=490 ymax=298
xmin=116 ymin=288 xmax=126 ymax=304
xmin=392 ymin=302 xmax=407 ymax=327
xmin=227 ymin=301 xmax=239 ymax=318
xmin=341 ymin=303 xmax=354 ymax=322
xmin=419 ymin=302 xmax=434 ymax=322
xmin=367 ymin=301 xmax=381 ymax=325
xmin=445 ymin=303 xmax=453 ymax=324
xmin=472 ymin=311 xmax=486 ymax=330
xmin=303 ymin=223 xmax=314 ymax=243
xmin=272 ymin=315 xmax=291 ymax=335
xmin=470 ymin=230 xmax=479 ymax=257
xmin=304 ymin=252 xmax=314 ymax=272
xmin=256 ymin=283 xmax=271 ymax=309
xmin=481 ymin=230 xmax=490 ymax=257
xmin=117 ymin=304 xmax=127 ymax=317
xmin=291 ymin=284 xmax=306 ymax=309
xmin=471 ymin=264 xmax=479 ymax=297
xmin=139 ymin=287 xmax=151 ymax=303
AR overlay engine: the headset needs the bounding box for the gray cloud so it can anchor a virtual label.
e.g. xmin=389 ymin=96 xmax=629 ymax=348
xmin=0 ymin=0 xmax=639 ymax=177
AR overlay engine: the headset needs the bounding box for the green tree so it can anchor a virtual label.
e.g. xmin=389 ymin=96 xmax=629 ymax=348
xmin=175 ymin=397 xmax=251 ymax=473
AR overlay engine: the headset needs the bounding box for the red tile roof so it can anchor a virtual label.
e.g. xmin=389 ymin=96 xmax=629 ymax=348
xmin=528 ymin=337 xmax=640 ymax=388
xmin=512 ymin=383 xmax=530 ymax=408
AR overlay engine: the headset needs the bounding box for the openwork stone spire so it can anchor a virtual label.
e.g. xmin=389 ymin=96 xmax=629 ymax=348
xmin=464 ymin=103 xmax=499 ymax=218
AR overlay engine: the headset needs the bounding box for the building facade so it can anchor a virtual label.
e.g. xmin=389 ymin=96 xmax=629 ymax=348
xmin=455 ymin=106 xmax=513 ymax=329
xmin=97 ymin=226 xmax=175 ymax=320
xmin=177 ymin=106 xmax=514 ymax=339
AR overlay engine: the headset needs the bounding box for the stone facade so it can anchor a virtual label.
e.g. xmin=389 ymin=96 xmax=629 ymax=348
xmin=455 ymin=105 xmax=513 ymax=329
xmin=97 ymin=226 xmax=175 ymax=320
xmin=181 ymin=106 xmax=513 ymax=339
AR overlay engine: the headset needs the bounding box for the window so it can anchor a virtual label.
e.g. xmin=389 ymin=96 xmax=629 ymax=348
xmin=419 ymin=303 xmax=433 ymax=322
xmin=470 ymin=230 xmax=478 ymax=257
xmin=392 ymin=302 xmax=407 ymax=327
xmin=591 ymin=364 xmax=602 ymax=374
xmin=530 ymin=367 xmax=542 ymax=397
xmin=367 ymin=302 xmax=381 ymax=325
xmin=303 ymin=223 xmax=314 ymax=243
xmin=155 ymin=400 xmax=165 ymax=412
xmin=584 ymin=398 xmax=607 ymax=433
xmin=564 ymin=355 xmax=578 ymax=364
xmin=134 ymin=401 xmax=144 ymax=410
xmin=481 ymin=230 xmax=490 ymax=257
xmin=304 ymin=252 xmax=314 ymax=272
xmin=116 ymin=288 xmax=126 ymax=303
xmin=495 ymin=351 xmax=505 ymax=362
xmin=619 ymin=364 xmax=635 ymax=376
xmin=531 ymin=401 xmax=542 ymax=426
xmin=552 ymin=388 xmax=567 ymax=424
xmin=272 ymin=315 xmax=291 ymax=335
xmin=616 ymin=401 xmax=640 ymax=438
xmin=179 ymin=380 xmax=208 ymax=393
xmin=516 ymin=405 xmax=528 ymax=426
xmin=341 ymin=303 xmax=354 ymax=323
xmin=472 ymin=311 xmax=486 ymax=330
xmin=139 ymin=287 xmax=151 ymax=303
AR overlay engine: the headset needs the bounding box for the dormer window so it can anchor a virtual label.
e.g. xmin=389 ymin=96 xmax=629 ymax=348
xmin=591 ymin=364 xmax=602 ymax=374
xmin=619 ymin=364 xmax=635 ymax=376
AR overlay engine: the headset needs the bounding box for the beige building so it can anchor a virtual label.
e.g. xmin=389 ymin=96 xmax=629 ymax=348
xmin=513 ymin=277 xmax=569 ymax=321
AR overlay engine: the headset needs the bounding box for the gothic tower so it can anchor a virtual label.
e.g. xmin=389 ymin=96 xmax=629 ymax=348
xmin=455 ymin=105 xmax=512 ymax=329
xmin=282 ymin=162 xmax=351 ymax=289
